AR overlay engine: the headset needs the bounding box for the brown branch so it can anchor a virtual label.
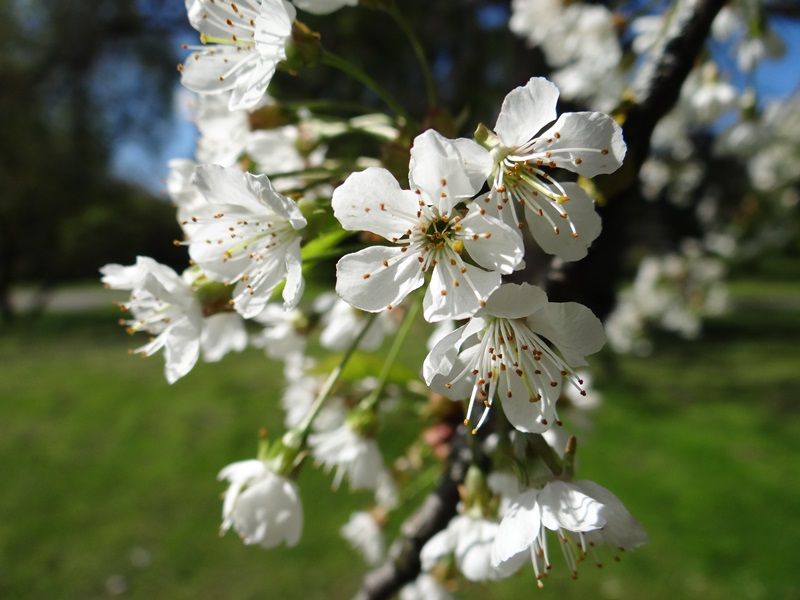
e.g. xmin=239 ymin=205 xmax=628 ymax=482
xmin=353 ymin=429 xmax=473 ymax=600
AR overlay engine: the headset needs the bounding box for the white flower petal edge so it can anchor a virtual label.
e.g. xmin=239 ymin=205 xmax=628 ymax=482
xmin=292 ymin=0 xmax=358 ymax=15
xmin=494 ymin=77 xmax=560 ymax=149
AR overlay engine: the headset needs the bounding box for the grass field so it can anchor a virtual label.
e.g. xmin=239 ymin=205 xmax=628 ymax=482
xmin=1 ymin=269 xmax=799 ymax=599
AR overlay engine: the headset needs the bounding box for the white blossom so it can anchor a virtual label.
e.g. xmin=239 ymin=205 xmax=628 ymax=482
xmin=101 ymin=257 xmax=203 ymax=384
xmin=280 ymin=356 xmax=345 ymax=430
xmin=481 ymin=77 xmax=625 ymax=261
xmin=421 ymin=515 xmax=516 ymax=582
xmin=292 ymin=0 xmax=357 ymax=15
xmin=313 ymin=292 xmax=395 ymax=352
xmin=180 ymin=0 xmax=295 ymax=111
xmin=166 ymin=159 xmax=205 ymax=219
xmin=491 ymin=479 xmax=645 ymax=583
xmin=399 ymin=574 xmax=453 ymax=600
xmin=309 ymin=421 xmax=388 ymax=492
xmin=250 ymin=304 xmax=307 ymax=361
xmin=200 ymin=311 xmax=248 ymax=362
xmin=332 ymin=129 xmax=523 ymax=322
xmin=340 ymin=511 xmax=385 ymax=566
xmin=424 ymin=283 xmax=605 ymax=433
xmin=181 ymin=164 xmax=306 ymax=318
xmin=192 ymin=93 xmax=253 ymax=166
xmin=217 ymin=459 xmax=303 ymax=548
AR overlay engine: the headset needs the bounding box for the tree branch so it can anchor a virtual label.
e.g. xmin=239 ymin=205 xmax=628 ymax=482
xmin=353 ymin=428 xmax=473 ymax=600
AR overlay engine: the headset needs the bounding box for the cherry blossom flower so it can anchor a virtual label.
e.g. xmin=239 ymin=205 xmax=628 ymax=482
xmin=420 ymin=515 xmax=512 ymax=582
xmin=309 ymin=414 xmax=391 ymax=492
xmin=491 ymin=479 xmax=645 ymax=583
xmin=314 ymin=292 xmax=395 ymax=352
xmin=510 ymin=1 xmax=622 ymax=109
xmin=281 ymin=356 xmax=346 ymax=430
xmin=201 ymin=312 xmax=248 ymax=362
xmin=218 ymin=459 xmax=303 ymax=548
xmin=479 ymin=77 xmax=625 ymax=261
xmin=166 ymin=159 xmax=205 ymax=219
xmin=340 ymin=511 xmax=385 ymax=566
xmin=192 ymin=93 xmax=253 ymax=166
xmin=332 ymin=129 xmax=523 ymax=323
xmin=181 ymin=164 xmax=306 ymax=318
xmin=399 ymin=574 xmax=453 ymax=600
xmin=250 ymin=304 xmax=307 ymax=361
xmin=424 ymin=283 xmax=605 ymax=433
xmin=180 ymin=0 xmax=295 ymax=111
xmin=101 ymin=257 xmax=203 ymax=384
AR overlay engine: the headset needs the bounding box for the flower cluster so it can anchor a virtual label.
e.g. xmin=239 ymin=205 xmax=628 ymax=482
xmin=98 ymin=0 xmax=663 ymax=594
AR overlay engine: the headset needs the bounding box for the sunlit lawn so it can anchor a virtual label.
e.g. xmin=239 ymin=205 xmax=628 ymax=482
xmin=1 ymin=269 xmax=798 ymax=599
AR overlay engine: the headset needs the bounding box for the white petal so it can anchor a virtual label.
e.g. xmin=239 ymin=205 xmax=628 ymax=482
xmin=423 ymin=259 xmax=500 ymax=322
xmin=500 ymin=369 xmax=557 ymax=433
xmin=527 ymin=301 xmax=606 ymax=367
xmin=420 ymin=528 xmax=456 ymax=571
xmin=535 ymin=111 xmax=626 ymax=176
xmin=461 ymin=209 xmax=524 ymax=275
xmin=495 ymin=77 xmax=560 ymax=149
xmin=232 ymin=251 xmax=288 ymax=318
xmin=336 ymin=246 xmax=424 ymax=312
xmin=227 ymin=60 xmax=277 ymax=111
xmin=282 ymin=237 xmax=305 ymax=309
xmin=525 ymin=183 xmax=601 ymax=262
xmin=201 ymin=312 xmax=247 ymax=362
xmin=491 ymin=489 xmax=541 ymax=567
xmin=163 ymin=318 xmax=202 ymax=383
xmin=573 ymin=480 xmax=648 ymax=549
xmin=192 ymin=164 xmax=264 ymax=213
xmin=422 ymin=324 xmax=467 ymax=386
xmin=484 ymin=283 xmax=547 ymax=319
xmin=451 ymin=137 xmax=494 ymax=192
xmin=246 ymin=172 xmax=306 ymax=230
xmin=246 ymin=128 xmax=304 ymax=175
xmin=538 ymin=480 xmax=606 ymax=533
xmin=100 ymin=262 xmax=142 ymax=290
xmin=409 ymin=130 xmax=488 ymax=213
xmin=454 ymin=519 xmax=499 ymax=581
xmin=292 ymin=0 xmax=357 ymax=14
xmin=255 ymin=0 xmax=296 ymax=49
xmin=331 ymin=168 xmax=419 ymax=240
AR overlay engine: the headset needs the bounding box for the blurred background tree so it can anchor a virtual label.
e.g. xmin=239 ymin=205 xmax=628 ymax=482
xmin=0 ymin=0 xmax=186 ymax=320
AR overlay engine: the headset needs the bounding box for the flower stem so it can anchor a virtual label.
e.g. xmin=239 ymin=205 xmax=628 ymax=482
xmin=360 ymin=297 xmax=421 ymax=411
xmin=298 ymin=313 xmax=379 ymax=440
xmin=529 ymin=433 xmax=564 ymax=477
xmin=382 ymin=1 xmax=438 ymax=110
xmin=321 ymin=49 xmax=411 ymax=122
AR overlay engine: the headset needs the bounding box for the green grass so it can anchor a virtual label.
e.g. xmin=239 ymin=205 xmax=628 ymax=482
xmin=1 ymin=276 xmax=799 ymax=599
